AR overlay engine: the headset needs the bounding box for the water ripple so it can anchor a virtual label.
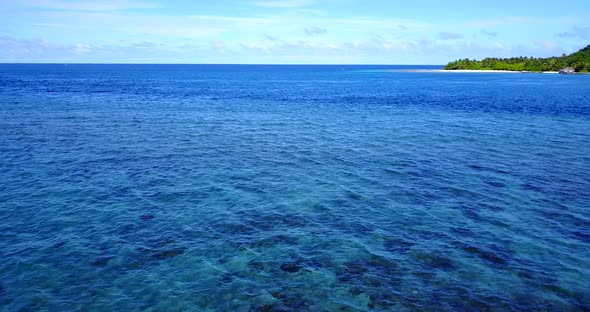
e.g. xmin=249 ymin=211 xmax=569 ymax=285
xmin=1 ymin=65 xmax=589 ymax=311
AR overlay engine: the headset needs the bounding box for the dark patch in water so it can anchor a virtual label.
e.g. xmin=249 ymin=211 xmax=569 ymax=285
xmin=150 ymin=247 xmax=186 ymax=260
xmin=303 ymin=256 xmax=328 ymax=270
xmin=345 ymin=190 xmax=362 ymax=200
xmin=538 ymin=283 xmax=576 ymax=299
xmin=525 ymin=282 xmax=590 ymax=309
xmin=271 ymin=212 xmax=309 ymax=228
xmin=248 ymin=260 xmax=266 ymax=271
xmin=337 ymin=256 xmax=399 ymax=284
xmin=93 ymin=256 xmax=114 ymax=266
xmin=146 ymin=236 xmax=176 ymax=249
xmin=281 ymin=297 xmax=308 ymax=310
xmin=485 ymin=181 xmax=506 ymax=188
xmin=450 ymin=227 xmax=476 ymax=237
xmin=414 ymin=252 xmax=456 ymax=270
xmin=369 ymin=255 xmax=398 ymax=273
xmin=412 ymin=269 xmax=436 ymax=280
xmin=52 ymin=241 xmax=66 ymax=249
xmin=522 ymin=183 xmax=543 ymax=192
xmin=363 ymin=275 xmax=387 ymax=288
xmin=349 ymin=287 xmax=364 ymax=296
xmin=468 ymin=164 xmax=509 ymax=174
xmin=517 ymin=269 xmax=535 ymax=280
xmin=214 ymin=222 xmax=257 ymax=235
xmin=345 ymin=260 xmax=369 ymax=274
xmin=333 ymin=220 xmax=373 ymax=236
xmin=573 ymin=302 xmax=590 ymax=312
xmin=219 ymin=273 xmax=234 ymax=284
xmin=416 ymin=229 xmax=450 ymax=241
xmin=571 ymin=230 xmax=590 ymax=244
xmin=462 ymin=209 xmax=483 ymax=222
xmin=336 ymin=261 xmax=368 ymax=282
xmin=270 ymin=291 xmax=310 ymax=310
xmin=118 ymin=223 xmax=141 ymax=236
xmin=140 ymin=214 xmax=155 ymax=220
xmin=258 ymin=304 xmax=289 ymax=312
xmin=280 ymin=262 xmax=302 ymax=273
xmin=311 ymin=203 xmax=330 ymax=213
xmin=462 ymin=244 xmax=511 ymax=266
xmin=384 ymin=236 xmax=416 ymax=253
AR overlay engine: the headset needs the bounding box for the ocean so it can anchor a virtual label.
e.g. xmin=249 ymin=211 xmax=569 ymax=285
xmin=0 ymin=64 xmax=589 ymax=311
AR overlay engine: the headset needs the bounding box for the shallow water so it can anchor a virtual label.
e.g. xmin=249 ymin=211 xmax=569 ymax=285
xmin=1 ymin=64 xmax=589 ymax=311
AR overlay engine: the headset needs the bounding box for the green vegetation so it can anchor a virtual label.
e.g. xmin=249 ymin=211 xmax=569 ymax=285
xmin=445 ymin=44 xmax=590 ymax=72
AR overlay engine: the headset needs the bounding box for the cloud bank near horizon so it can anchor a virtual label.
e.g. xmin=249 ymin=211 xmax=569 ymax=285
xmin=1 ymin=0 xmax=589 ymax=64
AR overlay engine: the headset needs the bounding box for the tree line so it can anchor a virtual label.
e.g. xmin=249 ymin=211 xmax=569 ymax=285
xmin=445 ymin=44 xmax=590 ymax=72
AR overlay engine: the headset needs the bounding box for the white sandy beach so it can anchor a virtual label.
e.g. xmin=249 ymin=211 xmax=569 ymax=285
xmin=400 ymin=69 xmax=560 ymax=74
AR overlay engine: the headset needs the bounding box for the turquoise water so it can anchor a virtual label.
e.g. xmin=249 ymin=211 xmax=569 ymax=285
xmin=0 ymin=64 xmax=589 ymax=311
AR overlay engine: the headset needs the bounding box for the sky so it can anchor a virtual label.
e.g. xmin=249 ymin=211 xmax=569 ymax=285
xmin=1 ymin=0 xmax=589 ymax=64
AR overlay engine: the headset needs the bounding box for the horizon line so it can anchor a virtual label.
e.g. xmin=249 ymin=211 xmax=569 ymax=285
xmin=0 ymin=62 xmax=445 ymax=66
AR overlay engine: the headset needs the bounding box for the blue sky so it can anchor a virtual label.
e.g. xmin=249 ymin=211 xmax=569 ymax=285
xmin=1 ymin=0 xmax=589 ymax=64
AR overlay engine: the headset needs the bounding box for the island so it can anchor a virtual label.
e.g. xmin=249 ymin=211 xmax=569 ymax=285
xmin=444 ymin=44 xmax=590 ymax=73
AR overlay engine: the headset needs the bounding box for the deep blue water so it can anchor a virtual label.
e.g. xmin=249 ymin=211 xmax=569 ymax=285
xmin=1 ymin=64 xmax=590 ymax=311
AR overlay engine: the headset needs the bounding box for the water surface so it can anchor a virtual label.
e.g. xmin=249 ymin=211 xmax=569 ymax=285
xmin=1 ymin=64 xmax=589 ymax=311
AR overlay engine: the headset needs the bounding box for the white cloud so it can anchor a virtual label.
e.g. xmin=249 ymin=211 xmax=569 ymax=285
xmin=24 ymin=10 xmax=438 ymax=43
xmin=1 ymin=3 xmax=584 ymax=64
xmin=0 ymin=34 xmax=577 ymax=64
xmin=32 ymin=12 xmax=240 ymax=37
xmin=74 ymin=43 xmax=91 ymax=54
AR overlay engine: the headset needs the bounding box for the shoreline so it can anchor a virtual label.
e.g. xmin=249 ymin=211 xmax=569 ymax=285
xmin=400 ymin=69 xmax=560 ymax=74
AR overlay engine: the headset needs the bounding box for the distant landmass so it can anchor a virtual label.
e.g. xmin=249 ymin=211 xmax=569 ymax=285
xmin=445 ymin=44 xmax=590 ymax=73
